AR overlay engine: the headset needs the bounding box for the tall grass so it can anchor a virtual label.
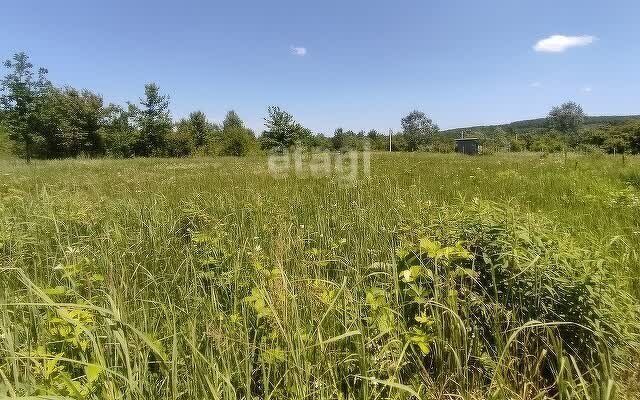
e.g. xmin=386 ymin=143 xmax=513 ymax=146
xmin=0 ymin=152 xmax=639 ymax=399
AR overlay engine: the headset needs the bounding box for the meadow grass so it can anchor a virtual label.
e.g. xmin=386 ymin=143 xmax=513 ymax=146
xmin=0 ymin=152 xmax=639 ymax=399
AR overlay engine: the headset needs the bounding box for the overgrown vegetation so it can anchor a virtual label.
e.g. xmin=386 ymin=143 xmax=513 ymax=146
xmin=441 ymin=113 xmax=640 ymax=155
xmin=1 ymin=153 xmax=639 ymax=399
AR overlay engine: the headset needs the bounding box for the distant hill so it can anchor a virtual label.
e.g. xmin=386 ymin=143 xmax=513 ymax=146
xmin=440 ymin=115 xmax=640 ymax=138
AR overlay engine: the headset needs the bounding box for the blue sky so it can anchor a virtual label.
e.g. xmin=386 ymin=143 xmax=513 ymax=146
xmin=1 ymin=0 xmax=639 ymax=133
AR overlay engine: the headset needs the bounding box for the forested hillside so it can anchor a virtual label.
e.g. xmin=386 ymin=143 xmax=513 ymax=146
xmin=441 ymin=115 xmax=640 ymax=137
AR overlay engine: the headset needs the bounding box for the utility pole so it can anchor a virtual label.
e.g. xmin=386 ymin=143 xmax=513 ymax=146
xmin=389 ymin=129 xmax=392 ymax=152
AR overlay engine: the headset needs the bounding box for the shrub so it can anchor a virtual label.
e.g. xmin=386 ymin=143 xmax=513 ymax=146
xmin=165 ymin=130 xmax=195 ymax=157
xmin=509 ymin=138 xmax=525 ymax=152
xmin=379 ymin=201 xmax=639 ymax=394
xmin=220 ymin=126 xmax=255 ymax=156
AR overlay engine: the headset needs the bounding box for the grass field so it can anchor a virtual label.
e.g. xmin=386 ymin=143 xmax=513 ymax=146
xmin=1 ymin=152 xmax=639 ymax=399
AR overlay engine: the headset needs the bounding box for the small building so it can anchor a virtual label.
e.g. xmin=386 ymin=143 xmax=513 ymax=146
xmin=455 ymin=137 xmax=480 ymax=155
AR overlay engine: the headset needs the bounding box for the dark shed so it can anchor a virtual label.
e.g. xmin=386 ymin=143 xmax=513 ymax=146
xmin=455 ymin=138 xmax=480 ymax=155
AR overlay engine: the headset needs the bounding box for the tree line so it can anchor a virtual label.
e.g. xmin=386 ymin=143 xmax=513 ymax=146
xmin=1 ymin=52 xmax=639 ymax=161
xmin=0 ymin=53 xmax=260 ymax=160
xmin=0 ymin=53 xmax=445 ymax=160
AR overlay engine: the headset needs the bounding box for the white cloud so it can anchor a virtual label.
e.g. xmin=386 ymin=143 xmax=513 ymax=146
xmin=529 ymin=81 xmax=542 ymax=88
xmin=291 ymin=46 xmax=307 ymax=56
xmin=533 ymin=35 xmax=596 ymax=53
xmin=581 ymin=86 xmax=593 ymax=93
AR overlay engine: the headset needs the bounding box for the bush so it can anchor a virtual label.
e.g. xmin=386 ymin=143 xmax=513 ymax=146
xmin=372 ymin=201 xmax=639 ymax=393
xmin=509 ymin=138 xmax=526 ymax=152
xmin=165 ymin=130 xmax=195 ymax=157
xmin=220 ymin=126 xmax=255 ymax=156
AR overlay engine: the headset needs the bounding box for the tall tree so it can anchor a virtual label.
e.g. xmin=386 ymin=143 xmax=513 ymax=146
xmin=135 ymin=83 xmax=171 ymax=156
xmin=42 ymin=87 xmax=105 ymax=157
xmin=260 ymin=106 xmax=308 ymax=150
xmin=401 ymin=110 xmax=439 ymax=151
xmin=174 ymin=111 xmax=214 ymax=152
xmin=331 ymin=128 xmax=347 ymax=150
xmin=0 ymin=52 xmax=51 ymax=162
xmin=308 ymin=133 xmax=331 ymax=149
xmin=366 ymin=129 xmax=386 ymax=150
xmin=547 ymin=101 xmax=585 ymax=134
xmin=100 ymin=104 xmax=139 ymax=157
xmin=220 ymin=110 xmax=255 ymax=156
xmin=67 ymin=88 xmax=105 ymax=156
xmin=165 ymin=125 xmax=195 ymax=157
xmin=187 ymin=111 xmax=209 ymax=148
xmin=222 ymin=110 xmax=244 ymax=131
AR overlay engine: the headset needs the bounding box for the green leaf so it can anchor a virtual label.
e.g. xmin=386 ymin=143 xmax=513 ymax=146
xmin=85 ymin=364 xmax=103 ymax=383
xmin=415 ymin=314 xmax=434 ymax=326
xmin=419 ymin=238 xmax=442 ymax=258
xmin=261 ymin=347 xmax=286 ymax=364
xmin=43 ymin=286 xmax=66 ymax=296
xmin=407 ymin=327 xmax=433 ymax=355
xmin=399 ymin=265 xmax=424 ymax=283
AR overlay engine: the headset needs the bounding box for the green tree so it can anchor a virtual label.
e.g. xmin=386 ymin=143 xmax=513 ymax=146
xmin=135 ymin=83 xmax=172 ymax=156
xmin=601 ymin=119 xmax=640 ymax=154
xmin=222 ymin=110 xmax=244 ymax=131
xmin=389 ymin=131 xmax=407 ymax=151
xmin=100 ymin=104 xmax=139 ymax=157
xmin=221 ymin=126 xmax=253 ymax=156
xmin=31 ymin=86 xmax=66 ymax=157
xmin=220 ymin=110 xmax=255 ymax=156
xmin=174 ymin=111 xmax=214 ymax=153
xmin=331 ymin=128 xmax=346 ymax=151
xmin=68 ymin=88 xmax=105 ymax=156
xmin=510 ymin=137 xmax=526 ymax=152
xmin=308 ymin=133 xmax=332 ymax=149
xmin=202 ymin=122 xmax=223 ymax=155
xmin=482 ymin=127 xmax=509 ymax=153
xmin=617 ymin=120 xmax=640 ymax=153
xmin=166 ymin=127 xmax=195 ymax=157
xmin=187 ymin=111 xmax=209 ymax=148
xmin=42 ymin=87 xmax=105 ymax=157
xmin=344 ymin=130 xmax=358 ymax=150
xmin=603 ymin=135 xmax=626 ymax=155
xmin=0 ymin=52 xmax=51 ymax=162
xmin=401 ymin=110 xmax=439 ymax=151
xmin=547 ymin=101 xmax=585 ymax=134
xmin=260 ymin=106 xmax=308 ymax=150
xmin=366 ymin=129 xmax=387 ymax=150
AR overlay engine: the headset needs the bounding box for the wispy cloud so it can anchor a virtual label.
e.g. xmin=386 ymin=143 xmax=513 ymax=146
xmin=533 ymin=35 xmax=596 ymax=53
xmin=529 ymin=81 xmax=542 ymax=88
xmin=581 ymin=86 xmax=593 ymax=93
xmin=291 ymin=46 xmax=307 ymax=56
